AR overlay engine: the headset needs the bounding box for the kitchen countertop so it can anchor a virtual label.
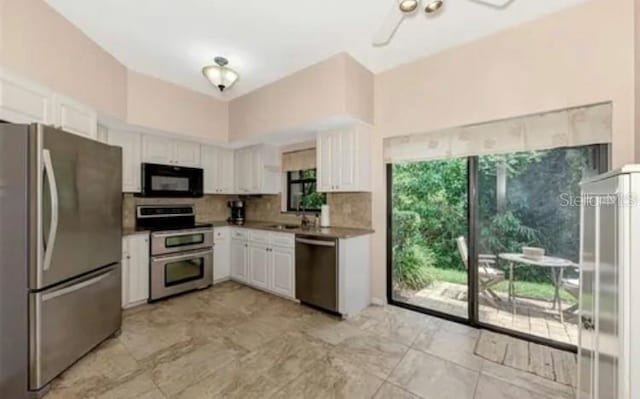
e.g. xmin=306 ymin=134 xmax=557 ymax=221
xmin=123 ymin=221 xmax=374 ymax=239
xmin=205 ymin=220 xmax=374 ymax=239
xmin=122 ymin=227 xmax=150 ymax=236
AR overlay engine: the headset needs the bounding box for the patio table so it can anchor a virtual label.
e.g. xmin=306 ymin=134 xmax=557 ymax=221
xmin=498 ymin=253 xmax=575 ymax=323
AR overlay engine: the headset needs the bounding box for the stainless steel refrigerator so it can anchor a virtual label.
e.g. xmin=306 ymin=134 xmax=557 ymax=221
xmin=0 ymin=124 xmax=123 ymax=398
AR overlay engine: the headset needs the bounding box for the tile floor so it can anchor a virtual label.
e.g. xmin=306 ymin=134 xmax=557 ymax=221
xmin=401 ymin=281 xmax=579 ymax=345
xmin=47 ymin=281 xmax=576 ymax=399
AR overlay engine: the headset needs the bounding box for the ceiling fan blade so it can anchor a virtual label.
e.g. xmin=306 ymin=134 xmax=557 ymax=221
xmin=467 ymin=0 xmax=516 ymax=9
xmin=372 ymin=1 xmax=406 ymax=46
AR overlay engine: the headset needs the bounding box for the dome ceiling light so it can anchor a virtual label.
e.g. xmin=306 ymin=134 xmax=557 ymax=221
xmin=202 ymin=56 xmax=239 ymax=92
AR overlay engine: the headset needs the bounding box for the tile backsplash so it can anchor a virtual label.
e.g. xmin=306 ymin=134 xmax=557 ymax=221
xmin=123 ymin=192 xmax=372 ymax=230
xmin=244 ymin=193 xmax=372 ymax=229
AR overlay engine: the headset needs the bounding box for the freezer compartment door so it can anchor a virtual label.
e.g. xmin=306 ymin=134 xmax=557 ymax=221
xmin=29 ymin=264 xmax=121 ymax=391
xmin=34 ymin=125 xmax=122 ymax=289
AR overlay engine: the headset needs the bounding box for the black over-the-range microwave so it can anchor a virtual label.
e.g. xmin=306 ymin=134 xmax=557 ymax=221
xmin=140 ymin=163 xmax=204 ymax=198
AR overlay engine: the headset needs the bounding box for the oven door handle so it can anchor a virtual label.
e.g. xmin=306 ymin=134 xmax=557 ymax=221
xmin=153 ymin=249 xmax=213 ymax=262
xmin=152 ymin=230 xmax=212 ymax=238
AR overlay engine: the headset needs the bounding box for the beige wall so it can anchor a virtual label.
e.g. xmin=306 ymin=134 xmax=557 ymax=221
xmin=1 ymin=0 xmax=128 ymax=119
xmin=229 ymin=53 xmax=374 ymax=141
xmin=0 ymin=0 xmax=228 ymax=141
xmin=127 ymin=70 xmax=228 ymax=141
xmin=369 ymin=0 xmax=637 ymax=302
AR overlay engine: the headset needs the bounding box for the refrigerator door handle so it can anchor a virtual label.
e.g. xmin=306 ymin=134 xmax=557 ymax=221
xmin=42 ymin=149 xmax=59 ymax=271
xmin=41 ymin=270 xmax=112 ymax=302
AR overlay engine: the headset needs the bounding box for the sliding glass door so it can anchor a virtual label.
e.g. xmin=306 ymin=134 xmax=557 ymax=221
xmin=388 ymin=145 xmax=607 ymax=348
xmin=475 ymin=147 xmax=603 ymax=346
xmin=389 ymin=158 xmax=469 ymax=320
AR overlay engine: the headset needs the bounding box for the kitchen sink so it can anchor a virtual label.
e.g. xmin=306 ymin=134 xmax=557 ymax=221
xmin=267 ymin=224 xmax=300 ymax=230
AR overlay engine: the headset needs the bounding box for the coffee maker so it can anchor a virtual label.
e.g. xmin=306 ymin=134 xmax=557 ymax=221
xmin=227 ymin=200 xmax=245 ymax=225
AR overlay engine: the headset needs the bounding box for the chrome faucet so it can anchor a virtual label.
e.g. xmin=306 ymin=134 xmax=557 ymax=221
xmin=297 ymin=204 xmax=312 ymax=230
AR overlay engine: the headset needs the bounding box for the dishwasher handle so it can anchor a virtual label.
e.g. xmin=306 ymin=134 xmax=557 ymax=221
xmin=295 ymin=237 xmax=336 ymax=247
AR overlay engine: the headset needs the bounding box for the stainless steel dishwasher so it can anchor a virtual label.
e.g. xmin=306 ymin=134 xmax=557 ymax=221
xmin=295 ymin=235 xmax=339 ymax=313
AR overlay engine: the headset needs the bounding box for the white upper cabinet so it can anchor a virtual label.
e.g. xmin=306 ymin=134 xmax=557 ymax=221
xmin=107 ymin=129 xmax=142 ymax=192
xmin=52 ymin=94 xmax=98 ymax=139
xmin=0 ymin=69 xmax=97 ymax=139
xmin=202 ymin=145 xmax=235 ymax=194
xmin=173 ymin=140 xmax=201 ymax=167
xmin=142 ymin=135 xmax=201 ymax=167
xmin=0 ymin=69 xmax=52 ymax=124
xmin=316 ymin=124 xmax=371 ymax=192
xmin=235 ymin=145 xmax=281 ymax=194
xmin=142 ymin=135 xmax=174 ymax=164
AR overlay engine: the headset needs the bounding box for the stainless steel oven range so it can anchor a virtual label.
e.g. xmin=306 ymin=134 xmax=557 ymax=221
xmin=136 ymin=205 xmax=213 ymax=301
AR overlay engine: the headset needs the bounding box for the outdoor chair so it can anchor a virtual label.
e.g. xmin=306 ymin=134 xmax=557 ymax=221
xmin=560 ymin=270 xmax=579 ymax=323
xmin=456 ymin=236 xmax=506 ymax=307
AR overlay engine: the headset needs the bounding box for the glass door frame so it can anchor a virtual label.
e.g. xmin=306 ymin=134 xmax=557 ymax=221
xmin=386 ymin=145 xmax=609 ymax=352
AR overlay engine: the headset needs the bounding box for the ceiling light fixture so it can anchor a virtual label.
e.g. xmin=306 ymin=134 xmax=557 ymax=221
xmin=398 ymin=0 xmax=419 ymax=13
xmin=202 ymin=56 xmax=239 ymax=92
xmin=424 ymin=0 xmax=444 ymax=13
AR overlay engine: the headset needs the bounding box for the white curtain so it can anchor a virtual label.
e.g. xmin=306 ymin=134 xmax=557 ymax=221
xmin=383 ymin=102 xmax=612 ymax=163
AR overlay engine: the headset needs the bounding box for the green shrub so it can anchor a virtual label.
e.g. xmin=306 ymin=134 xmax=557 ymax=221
xmin=393 ymin=244 xmax=436 ymax=290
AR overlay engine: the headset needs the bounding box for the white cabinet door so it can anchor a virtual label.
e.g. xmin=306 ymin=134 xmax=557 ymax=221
xmin=107 ymin=130 xmax=141 ymax=192
xmin=202 ymin=146 xmax=236 ymax=194
xmin=248 ymin=243 xmax=270 ymax=290
xmin=270 ymin=247 xmax=294 ymax=298
xmin=173 ymin=140 xmax=201 ymax=167
xmin=218 ymin=148 xmax=235 ymax=194
xmin=52 ymin=94 xmax=98 ymax=139
xmin=0 ymin=70 xmax=52 ymax=124
xmin=142 ymin=135 xmax=174 ymax=164
xmin=230 ymin=239 xmax=248 ymax=282
xmin=337 ymin=129 xmax=356 ymax=191
xmin=235 ymin=148 xmax=255 ymax=194
xmin=201 ymin=145 xmax=218 ymax=194
xmin=317 ymin=133 xmax=333 ymax=192
xmin=214 ymin=228 xmax=231 ymax=282
xmin=122 ymin=234 xmax=149 ymax=308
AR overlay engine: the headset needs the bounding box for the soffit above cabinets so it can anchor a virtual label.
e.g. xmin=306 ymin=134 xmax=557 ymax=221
xmin=45 ymin=0 xmax=588 ymax=101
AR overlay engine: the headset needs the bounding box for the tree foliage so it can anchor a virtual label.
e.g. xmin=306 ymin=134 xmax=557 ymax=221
xmin=391 ymin=146 xmax=596 ymax=288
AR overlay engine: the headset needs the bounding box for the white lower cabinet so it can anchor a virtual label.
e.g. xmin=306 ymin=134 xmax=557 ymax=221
xmin=228 ymin=229 xmax=295 ymax=299
xmin=213 ymin=227 xmax=231 ymax=282
xmin=121 ymin=234 xmax=150 ymax=309
xmin=230 ymin=238 xmax=248 ymax=282
xmin=248 ymin=243 xmax=270 ymax=290
xmin=270 ymin=247 xmax=295 ymax=298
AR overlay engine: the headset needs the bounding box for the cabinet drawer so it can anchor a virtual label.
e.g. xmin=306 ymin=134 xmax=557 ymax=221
xmin=249 ymin=229 xmax=270 ymax=244
xmin=231 ymin=228 xmax=248 ymax=240
xmin=270 ymin=233 xmax=294 ymax=248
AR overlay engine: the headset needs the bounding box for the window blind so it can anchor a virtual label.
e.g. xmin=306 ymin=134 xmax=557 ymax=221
xmin=383 ymin=102 xmax=612 ymax=163
xmin=282 ymin=148 xmax=316 ymax=171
